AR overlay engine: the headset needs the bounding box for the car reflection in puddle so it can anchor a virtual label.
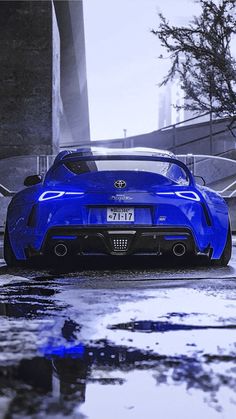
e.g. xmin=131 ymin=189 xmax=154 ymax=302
xmin=0 ymin=316 xmax=236 ymax=418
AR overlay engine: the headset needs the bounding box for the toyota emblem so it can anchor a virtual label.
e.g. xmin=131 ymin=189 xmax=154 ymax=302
xmin=114 ymin=180 xmax=126 ymax=189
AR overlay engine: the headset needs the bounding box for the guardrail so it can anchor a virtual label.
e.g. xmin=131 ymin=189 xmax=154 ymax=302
xmin=177 ymin=154 xmax=236 ymax=198
xmin=216 ymin=180 xmax=236 ymax=198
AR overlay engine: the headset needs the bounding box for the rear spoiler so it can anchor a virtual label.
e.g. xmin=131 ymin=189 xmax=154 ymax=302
xmin=53 ymin=154 xmax=195 ymax=186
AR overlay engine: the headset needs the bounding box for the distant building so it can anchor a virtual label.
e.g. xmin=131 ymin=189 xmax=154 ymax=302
xmin=158 ymin=66 xmax=208 ymax=129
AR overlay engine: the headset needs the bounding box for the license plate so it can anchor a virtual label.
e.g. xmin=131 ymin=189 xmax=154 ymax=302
xmin=107 ymin=207 xmax=134 ymax=222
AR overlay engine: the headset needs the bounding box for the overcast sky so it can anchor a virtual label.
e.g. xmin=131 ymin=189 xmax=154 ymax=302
xmin=83 ymin=0 xmax=200 ymax=140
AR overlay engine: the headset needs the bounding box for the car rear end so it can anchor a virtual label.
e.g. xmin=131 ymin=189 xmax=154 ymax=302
xmin=24 ymin=151 xmax=224 ymax=261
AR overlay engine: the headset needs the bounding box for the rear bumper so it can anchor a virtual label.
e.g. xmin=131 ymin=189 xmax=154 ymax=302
xmin=27 ymin=226 xmax=211 ymax=258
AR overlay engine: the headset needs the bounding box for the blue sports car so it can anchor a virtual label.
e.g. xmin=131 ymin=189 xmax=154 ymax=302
xmin=4 ymin=147 xmax=232 ymax=266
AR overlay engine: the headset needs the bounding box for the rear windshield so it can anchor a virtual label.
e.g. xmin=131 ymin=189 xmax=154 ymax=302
xmin=63 ymin=159 xmax=189 ymax=185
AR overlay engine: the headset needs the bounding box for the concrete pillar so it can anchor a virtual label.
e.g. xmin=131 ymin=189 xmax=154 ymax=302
xmin=0 ymin=1 xmax=60 ymax=159
xmin=54 ymin=0 xmax=90 ymax=147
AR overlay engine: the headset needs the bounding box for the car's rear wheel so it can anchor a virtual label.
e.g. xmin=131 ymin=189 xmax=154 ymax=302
xmin=213 ymin=225 xmax=232 ymax=267
xmin=4 ymin=226 xmax=19 ymax=267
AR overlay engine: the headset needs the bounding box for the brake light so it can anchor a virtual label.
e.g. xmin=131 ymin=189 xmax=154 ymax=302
xmin=156 ymin=191 xmax=200 ymax=201
xmin=38 ymin=191 xmax=84 ymax=201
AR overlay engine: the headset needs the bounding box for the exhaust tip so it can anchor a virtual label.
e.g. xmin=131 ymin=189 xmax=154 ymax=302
xmin=172 ymin=243 xmax=186 ymax=257
xmin=54 ymin=243 xmax=68 ymax=257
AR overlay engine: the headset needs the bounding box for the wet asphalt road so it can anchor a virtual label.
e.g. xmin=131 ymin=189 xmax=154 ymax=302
xmin=1 ymin=242 xmax=236 ymax=418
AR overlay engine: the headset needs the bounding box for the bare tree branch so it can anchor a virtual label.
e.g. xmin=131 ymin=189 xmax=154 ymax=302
xmin=152 ymin=0 xmax=236 ymax=116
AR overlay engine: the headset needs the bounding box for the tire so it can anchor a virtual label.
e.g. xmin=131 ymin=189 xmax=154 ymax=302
xmin=4 ymin=226 xmax=19 ymax=267
xmin=213 ymin=225 xmax=232 ymax=267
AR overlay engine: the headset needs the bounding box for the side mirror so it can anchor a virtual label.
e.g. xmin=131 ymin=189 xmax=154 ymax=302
xmin=194 ymin=175 xmax=206 ymax=186
xmin=24 ymin=175 xmax=42 ymax=187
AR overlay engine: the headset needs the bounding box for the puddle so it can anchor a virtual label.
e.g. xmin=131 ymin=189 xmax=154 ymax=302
xmin=1 ymin=277 xmax=236 ymax=417
xmin=0 ymin=287 xmax=57 ymax=319
xmin=0 ymin=285 xmax=56 ymax=300
xmin=1 ymin=340 xmax=236 ymax=418
xmin=1 ymin=310 xmax=236 ymax=417
xmin=109 ymin=320 xmax=236 ymax=333
xmin=0 ymin=302 xmax=54 ymax=318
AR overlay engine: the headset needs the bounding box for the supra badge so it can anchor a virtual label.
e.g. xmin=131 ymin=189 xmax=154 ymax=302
xmin=111 ymin=194 xmax=133 ymax=201
xmin=114 ymin=180 xmax=126 ymax=189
